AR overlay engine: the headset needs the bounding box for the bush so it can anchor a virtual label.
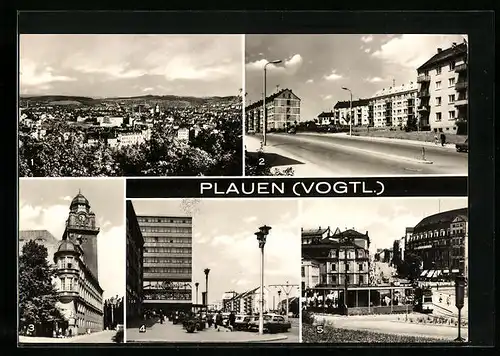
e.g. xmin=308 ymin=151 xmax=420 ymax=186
xmin=112 ymin=330 xmax=124 ymax=343
xmin=302 ymin=311 xmax=315 ymax=325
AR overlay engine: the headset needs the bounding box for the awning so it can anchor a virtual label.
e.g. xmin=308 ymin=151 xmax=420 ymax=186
xmin=427 ymin=270 xmax=436 ymax=278
xmin=420 ymin=270 xmax=428 ymax=277
xmin=434 ymin=270 xmax=443 ymax=277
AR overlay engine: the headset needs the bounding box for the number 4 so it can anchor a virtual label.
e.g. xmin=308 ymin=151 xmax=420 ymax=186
xmin=139 ymin=325 xmax=146 ymax=333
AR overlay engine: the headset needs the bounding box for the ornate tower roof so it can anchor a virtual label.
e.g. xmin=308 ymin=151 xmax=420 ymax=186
xmin=55 ymin=239 xmax=80 ymax=255
xmin=71 ymin=190 xmax=89 ymax=207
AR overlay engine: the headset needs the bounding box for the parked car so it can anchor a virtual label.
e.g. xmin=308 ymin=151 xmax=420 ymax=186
xmin=263 ymin=314 xmax=291 ymax=334
xmin=288 ymin=127 xmax=296 ymax=134
xmin=234 ymin=315 xmax=252 ymax=331
xmin=247 ymin=129 xmax=256 ymax=135
xmin=456 ymin=138 xmax=468 ymax=152
xmin=247 ymin=316 xmax=259 ymax=331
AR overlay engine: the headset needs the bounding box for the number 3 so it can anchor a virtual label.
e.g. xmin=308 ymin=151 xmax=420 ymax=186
xmin=316 ymin=325 xmax=324 ymax=334
xmin=28 ymin=324 xmax=34 ymax=332
xmin=139 ymin=324 xmax=146 ymax=332
xmin=258 ymin=158 xmax=265 ymax=166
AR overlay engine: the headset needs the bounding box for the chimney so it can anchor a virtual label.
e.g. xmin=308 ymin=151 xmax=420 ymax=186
xmin=452 ymin=42 xmax=457 ymax=47
xmin=437 ymin=48 xmax=443 ymax=53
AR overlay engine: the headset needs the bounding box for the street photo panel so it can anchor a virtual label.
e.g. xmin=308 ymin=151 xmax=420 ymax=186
xmin=300 ymin=197 xmax=468 ymax=343
xmin=126 ymin=198 xmax=301 ymax=343
xmin=19 ymin=34 xmax=244 ymax=177
xmin=18 ymin=178 xmax=126 ymax=344
xmin=244 ymin=34 xmax=468 ymax=177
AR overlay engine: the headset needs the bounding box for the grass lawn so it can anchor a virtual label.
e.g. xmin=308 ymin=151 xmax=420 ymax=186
xmin=302 ymin=324 xmax=449 ymax=343
xmin=351 ymin=128 xmax=467 ymax=144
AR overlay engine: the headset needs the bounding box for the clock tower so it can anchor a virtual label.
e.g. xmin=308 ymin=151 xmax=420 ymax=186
xmin=63 ymin=190 xmax=100 ymax=279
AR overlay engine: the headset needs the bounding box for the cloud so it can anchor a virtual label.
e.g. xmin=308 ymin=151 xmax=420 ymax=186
xmin=361 ymin=35 xmax=374 ymax=43
xmin=20 ymin=58 xmax=76 ymax=87
xmin=19 ymin=202 xmax=68 ymax=239
xmin=142 ymin=87 xmax=154 ymax=92
xmin=306 ymin=79 xmax=314 ymax=84
xmin=371 ymin=34 xmax=468 ymax=68
xmin=244 ymin=216 xmax=257 ymax=223
xmin=97 ymin=225 xmax=126 ymax=299
xmin=73 ymin=62 xmax=147 ymax=79
xmin=364 ymin=48 xmax=371 ymax=53
xmin=246 ymin=54 xmax=303 ymax=75
xmin=322 ymin=94 xmax=333 ymax=100
xmin=61 ymin=196 xmax=73 ymax=202
xmin=365 ymin=76 xmax=385 ymax=83
xmin=324 ymin=70 xmax=343 ymax=81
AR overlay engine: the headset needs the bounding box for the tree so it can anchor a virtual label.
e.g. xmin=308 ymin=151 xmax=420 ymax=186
xmin=403 ymin=252 xmax=423 ymax=282
xmin=19 ymin=240 xmax=64 ymax=335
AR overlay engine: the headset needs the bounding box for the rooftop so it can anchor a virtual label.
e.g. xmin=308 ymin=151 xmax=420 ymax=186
xmin=334 ymin=98 xmax=370 ymax=109
xmin=413 ymin=207 xmax=468 ymax=233
xmin=417 ymin=42 xmax=467 ymax=72
xmin=245 ymin=88 xmax=299 ymax=110
xmin=372 ymin=82 xmax=418 ymax=99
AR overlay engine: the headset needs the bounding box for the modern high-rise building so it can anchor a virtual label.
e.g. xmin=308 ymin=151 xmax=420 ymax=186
xmin=417 ymin=41 xmax=468 ymax=134
xmin=370 ymin=82 xmax=418 ymax=128
xmin=126 ymin=201 xmax=144 ymax=323
xmin=137 ymin=215 xmax=193 ymax=312
xmin=245 ymin=88 xmax=301 ymax=132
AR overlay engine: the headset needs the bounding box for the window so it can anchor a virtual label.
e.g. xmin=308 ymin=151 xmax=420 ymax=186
xmin=436 ymin=97 xmax=442 ymax=106
xmin=448 ymin=94 xmax=455 ymax=103
xmin=449 ymin=62 xmax=456 ymax=71
xmin=359 ymin=275 xmax=364 ymax=284
xmin=449 ymin=111 xmax=456 ymax=120
xmin=436 ymin=81 xmax=441 ymax=89
xmin=301 ymin=267 xmax=305 ymax=277
xmin=332 ymin=263 xmax=336 ymax=271
xmin=448 ymin=78 xmax=456 ymax=87
xmin=359 ymin=263 xmax=363 ymax=271
xmin=436 ymin=112 xmax=442 ymax=122
xmin=346 ymin=263 xmax=350 ymax=271
xmin=436 ymin=67 xmax=442 ymax=75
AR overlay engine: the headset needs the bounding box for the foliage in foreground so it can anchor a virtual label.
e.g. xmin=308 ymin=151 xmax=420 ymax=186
xmin=112 ymin=329 xmax=124 ymax=343
xmin=302 ymin=324 xmax=449 ymax=343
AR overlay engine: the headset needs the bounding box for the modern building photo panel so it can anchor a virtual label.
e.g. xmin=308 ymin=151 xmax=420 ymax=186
xmin=244 ymin=34 xmax=468 ymax=177
xmin=125 ymin=198 xmax=301 ymax=343
xmin=19 ymin=34 xmax=244 ymax=177
xmin=300 ymin=197 xmax=468 ymax=343
xmin=18 ymin=179 xmax=126 ymax=344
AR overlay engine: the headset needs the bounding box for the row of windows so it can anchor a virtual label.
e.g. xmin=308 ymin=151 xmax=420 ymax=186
xmin=141 ymin=227 xmax=192 ymax=233
xmin=144 ymin=257 xmax=192 ymax=264
xmin=138 ymin=217 xmax=191 ymax=224
xmin=144 ymin=292 xmax=192 ymax=301
xmin=59 ymin=277 xmax=102 ymax=311
xmin=144 ymin=236 xmax=191 ymax=244
xmin=144 ymin=247 xmax=192 ymax=254
xmin=144 ymin=267 xmax=191 ymax=274
xmin=422 ymin=61 xmax=461 ymax=77
xmin=434 ymin=77 xmax=457 ymax=89
xmin=410 ymin=228 xmax=466 ymax=241
xmin=325 ymin=249 xmax=367 ymax=259
xmin=320 ymin=274 xmax=367 ymax=284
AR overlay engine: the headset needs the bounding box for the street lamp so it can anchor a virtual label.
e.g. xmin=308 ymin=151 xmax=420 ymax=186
xmin=454 ymin=275 xmax=466 ymax=342
xmin=342 ymin=87 xmax=353 ymax=136
xmin=195 ymin=282 xmax=199 ymax=305
xmin=109 ymin=295 xmax=118 ymax=330
xmin=255 ymin=225 xmax=272 ymax=335
xmin=263 ymin=60 xmax=282 ymax=146
xmin=278 ymin=290 xmax=282 ymax=313
xmin=204 ymin=269 xmax=210 ymax=307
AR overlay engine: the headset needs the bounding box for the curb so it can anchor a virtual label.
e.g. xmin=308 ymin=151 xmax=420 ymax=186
xmin=126 ymin=335 xmax=288 ymax=343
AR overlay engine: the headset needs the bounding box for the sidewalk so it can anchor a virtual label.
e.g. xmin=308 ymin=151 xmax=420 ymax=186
xmin=244 ymin=135 xmax=334 ymax=176
xmin=19 ymin=330 xmax=116 ymax=344
xmin=299 ymin=132 xmax=458 ymax=150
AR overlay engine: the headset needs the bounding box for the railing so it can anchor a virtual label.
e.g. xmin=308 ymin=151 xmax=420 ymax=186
xmin=455 ymin=63 xmax=467 ymax=72
xmin=417 ymin=89 xmax=430 ymax=97
xmin=455 ymin=81 xmax=468 ymax=90
xmin=417 ymin=75 xmax=431 ymax=83
xmin=454 ymin=98 xmax=468 ymax=107
xmin=418 ymin=105 xmax=429 ymax=112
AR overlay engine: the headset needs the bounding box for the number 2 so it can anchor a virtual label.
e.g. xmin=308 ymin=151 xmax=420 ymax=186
xmin=139 ymin=324 xmax=146 ymax=332
xmin=258 ymin=158 xmax=265 ymax=166
xmin=316 ymin=325 xmax=324 ymax=334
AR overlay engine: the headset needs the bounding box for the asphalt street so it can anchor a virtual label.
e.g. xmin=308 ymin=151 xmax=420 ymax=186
xmin=257 ymin=133 xmax=468 ymax=176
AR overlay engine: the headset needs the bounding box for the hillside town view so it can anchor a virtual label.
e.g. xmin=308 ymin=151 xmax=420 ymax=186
xmin=245 ymin=35 xmax=468 ymax=177
xmin=300 ymin=198 xmax=468 ymax=343
xmin=19 ymin=34 xmax=243 ymax=177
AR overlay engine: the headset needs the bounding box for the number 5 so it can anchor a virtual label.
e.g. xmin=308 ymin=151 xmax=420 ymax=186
xmin=258 ymin=158 xmax=265 ymax=166
xmin=316 ymin=325 xmax=324 ymax=334
xmin=139 ymin=324 xmax=146 ymax=332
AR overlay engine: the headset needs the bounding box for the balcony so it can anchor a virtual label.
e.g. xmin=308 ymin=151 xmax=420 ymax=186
xmin=455 ymin=81 xmax=468 ymax=91
xmin=418 ymin=105 xmax=429 ymax=112
xmin=417 ymin=89 xmax=430 ymax=98
xmin=417 ymin=74 xmax=431 ymax=83
xmin=455 ymin=63 xmax=467 ymax=72
xmin=454 ymin=98 xmax=468 ymax=107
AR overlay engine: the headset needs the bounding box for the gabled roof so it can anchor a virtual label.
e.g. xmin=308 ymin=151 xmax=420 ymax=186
xmin=302 ymin=227 xmax=330 ymax=237
xmin=332 ymin=228 xmax=368 ymax=239
xmin=417 ymin=42 xmax=467 ymax=72
xmin=334 ymin=99 xmax=370 ymax=109
xmin=413 ymin=208 xmax=468 ymax=233
xmin=318 ymin=111 xmax=335 ymax=118
xmin=245 ymin=88 xmax=299 ymax=110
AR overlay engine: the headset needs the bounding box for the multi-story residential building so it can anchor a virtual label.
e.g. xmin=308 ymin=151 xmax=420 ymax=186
xmin=222 ymin=287 xmax=269 ymax=314
xmin=126 ymin=201 xmax=144 ymax=324
xmin=245 ymin=88 xmax=301 ymax=132
xmin=370 ymin=83 xmax=418 ymax=128
xmin=301 ymin=257 xmax=320 ymax=290
xmin=417 ymin=41 xmax=468 ymax=134
xmin=302 ymin=228 xmax=371 ymax=287
xmin=333 ymin=99 xmax=372 ymax=126
xmin=317 ymin=111 xmax=336 ymax=126
xmin=137 ymin=215 xmax=193 ymax=313
xmin=406 ymin=207 xmax=468 ymax=280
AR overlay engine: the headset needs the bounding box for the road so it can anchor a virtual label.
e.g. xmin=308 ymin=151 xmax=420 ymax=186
xmin=252 ymin=133 xmax=468 ymax=176
xmin=126 ymin=319 xmax=294 ymax=343
xmin=19 ymin=330 xmax=117 ymax=344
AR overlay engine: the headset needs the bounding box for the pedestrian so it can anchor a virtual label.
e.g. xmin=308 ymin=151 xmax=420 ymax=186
xmin=159 ymin=309 xmax=164 ymax=324
xmin=69 ymin=329 xmax=72 ymax=338
xmin=434 ymin=133 xmax=439 ymax=145
xmin=440 ymin=133 xmax=446 ymax=146
xmin=447 ymin=296 xmax=450 ymax=306
xmin=439 ymin=294 xmax=443 ymax=303
xmin=229 ymin=312 xmax=236 ymax=331
xmin=215 ymin=311 xmax=223 ymax=331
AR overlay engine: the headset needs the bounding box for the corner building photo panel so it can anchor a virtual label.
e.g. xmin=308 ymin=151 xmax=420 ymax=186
xmin=19 ymin=34 xmax=244 ymax=177
xmin=18 ymin=179 xmax=125 ymax=344
xmin=125 ymin=199 xmax=300 ymax=343
xmin=244 ymin=34 xmax=468 ymax=177
xmin=300 ymin=198 xmax=468 ymax=343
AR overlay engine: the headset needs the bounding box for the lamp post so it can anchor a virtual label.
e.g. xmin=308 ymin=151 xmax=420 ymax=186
xmin=263 ymin=60 xmax=282 ymax=146
xmin=109 ymin=296 xmax=118 ymax=330
xmin=195 ymin=282 xmax=199 ymax=305
xmin=454 ymin=275 xmax=466 ymax=342
xmin=255 ymin=225 xmax=272 ymax=335
xmin=278 ymin=290 xmax=282 ymax=313
xmin=342 ymin=87 xmax=353 ymax=136
xmin=204 ymin=269 xmax=210 ymax=306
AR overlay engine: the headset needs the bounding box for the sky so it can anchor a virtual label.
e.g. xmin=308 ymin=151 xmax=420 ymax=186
xmin=300 ymin=197 xmax=468 ymax=254
xmin=19 ymin=178 xmax=125 ymax=299
xmin=20 ymin=34 xmax=243 ymax=98
xmin=245 ymin=34 xmax=468 ymax=121
xmin=130 ymin=198 xmax=301 ymax=305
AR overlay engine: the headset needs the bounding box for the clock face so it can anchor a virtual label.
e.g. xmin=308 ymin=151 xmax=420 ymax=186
xmin=78 ymin=214 xmax=86 ymax=222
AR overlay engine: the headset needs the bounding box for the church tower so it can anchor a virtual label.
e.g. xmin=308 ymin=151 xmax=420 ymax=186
xmin=63 ymin=191 xmax=100 ymax=279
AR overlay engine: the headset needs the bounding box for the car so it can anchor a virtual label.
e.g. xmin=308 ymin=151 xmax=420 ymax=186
xmin=263 ymin=314 xmax=292 ymax=334
xmin=233 ymin=315 xmax=252 ymax=331
xmin=288 ymin=127 xmax=296 ymax=134
xmin=456 ymin=138 xmax=468 ymax=152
